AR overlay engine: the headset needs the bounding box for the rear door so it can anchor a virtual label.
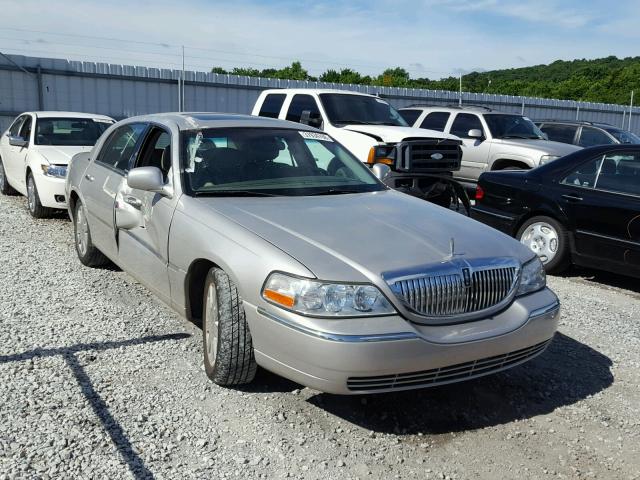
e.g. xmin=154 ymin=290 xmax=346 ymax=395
xmin=558 ymin=150 xmax=640 ymax=275
xmin=449 ymin=113 xmax=492 ymax=181
xmin=115 ymin=125 xmax=177 ymax=302
xmin=82 ymin=123 xmax=147 ymax=260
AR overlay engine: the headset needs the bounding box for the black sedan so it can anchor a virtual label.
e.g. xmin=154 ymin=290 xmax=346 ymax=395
xmin=471 ymin=144 xmax=640 ymax=277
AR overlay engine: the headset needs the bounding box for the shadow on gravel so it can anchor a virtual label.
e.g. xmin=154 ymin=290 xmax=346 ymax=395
xmin=558 ymin=266 xmax=640 ymax=295
xmin=306 ymin=333 xmax=613 ymax=435
xmin=1 ymin=332 xmax=191 ymax=480
xmin=236 ymin=367 xmax=303 ymax=394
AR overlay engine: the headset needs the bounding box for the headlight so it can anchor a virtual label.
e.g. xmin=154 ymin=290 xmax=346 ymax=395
xmin=367 ymin=144 xmax=396 ymax=166
xmin=262 ymin=272 xmax=396 ymax=317
xmin=517 ymin=257 xmax=546 ymax=296
xmin=41 ymin=164 xmax=68 ymax=178
xmin=539 ymin=155 xmax=559 ymax=165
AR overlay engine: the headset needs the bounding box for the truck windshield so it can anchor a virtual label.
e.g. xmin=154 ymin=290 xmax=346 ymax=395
xmin=484 ymin=114 xmax=544 ymax=139
xmin=35 ymin=118 xmax=113 ymax=146
xmin=182 ymin=128 xmax=385 ymax=196
xmin=319 ymin=94 xmax=408 ymax=127
xmin=605 ymin=128 xmax=640 ymax=144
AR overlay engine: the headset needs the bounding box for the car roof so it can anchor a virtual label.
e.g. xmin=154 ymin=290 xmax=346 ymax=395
xmin=121 ymin=112 xmax=322 ymax=131
xmin=398 ymin=105 xmax=514 ymax=115
xmin=260 ymin=88 xmax=379 ymax=98
xmin=22 ymin=111 xmax=115 ymax=121
xmin=536 ymin=120 xmax=616 ymax=128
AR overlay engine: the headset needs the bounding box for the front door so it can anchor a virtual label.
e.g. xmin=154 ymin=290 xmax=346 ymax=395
xmin=115 ymin=126 xmax=177 ymax=303
xmin=558 ymin=150 xmax=640 ymax=275
xmin=82 ymin=123 xmax=147 ymax=260
xmin=1 ymin=115 xmax=29 ymax=191
xmin=449 ymin=113 xmax=492 ymax=182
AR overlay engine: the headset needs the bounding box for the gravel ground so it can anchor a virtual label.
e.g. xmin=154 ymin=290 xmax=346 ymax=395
xmin=0 ymin=192 xmax=639 ymax=480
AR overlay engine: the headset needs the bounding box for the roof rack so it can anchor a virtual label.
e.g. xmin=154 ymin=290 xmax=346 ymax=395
xmin=535 ymin=119 xmax=614 ymax=127
xmin=403 ymin=103 xmax=494 ymax=111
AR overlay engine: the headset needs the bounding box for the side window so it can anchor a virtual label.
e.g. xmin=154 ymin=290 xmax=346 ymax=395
xmin=398 ymin=109 xmax=422 ymax=126
xmin=18 ymin=116 xmax=32 ymax=141
xmin=595 ymin=153 xmax=640 ymax=196
xmin=258 ymin=94 xmax=286 ymax=119
xmin=450 ymin=113 xmax=483 ymax=138
xmin=578 ymin=127 xmax=615 ymax=147
xmin=561 ymin=156 xmax=603 ymax=188
xmin=286 ymin=95 xmax=321 ymax=123
xmin=539 ymin=124 xmax=578 ymax=144
xmin=420 ymin=112 xmax=451 ymax=132
xmin=96 ymin=123 xmax=146 ymax=173
xmin=135 ymin=127 xmax=172 ymax=181
xmin=8 ymin=116 xmax=25 ymax=137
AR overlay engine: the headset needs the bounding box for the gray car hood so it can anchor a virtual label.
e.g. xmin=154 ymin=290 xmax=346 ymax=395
xmin=493 ymin=138 xmax=581 ymax=156
xmin=196 ymin=190 xmax=533 ymax=283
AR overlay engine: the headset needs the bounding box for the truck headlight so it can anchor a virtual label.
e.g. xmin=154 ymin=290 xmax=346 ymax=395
xmin=367 ymin=144 xmax=396 ymax=166
xmin=517 ymin=257 xmax=546 ymax=296
xmin=262 ymin=272 xmax=396 ymax=317
xmin=41 ymin=164 xmax=68 ymax=178
xmin=539 ymin=155 xmax=559 ymax=165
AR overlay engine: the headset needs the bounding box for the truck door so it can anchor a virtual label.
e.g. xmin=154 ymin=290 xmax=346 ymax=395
xmin=449 ymin=113 xmax=492 ymax=182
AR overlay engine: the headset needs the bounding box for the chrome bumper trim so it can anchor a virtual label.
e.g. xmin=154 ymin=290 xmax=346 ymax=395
xmin=529 ymin=300 xmax=560 ymax=319
xmin=257 ymin=307 xmax=418 ymax=343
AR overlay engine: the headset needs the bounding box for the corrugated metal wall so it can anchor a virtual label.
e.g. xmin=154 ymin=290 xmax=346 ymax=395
xmin=1 ymin=54 xmax=638 ymax=134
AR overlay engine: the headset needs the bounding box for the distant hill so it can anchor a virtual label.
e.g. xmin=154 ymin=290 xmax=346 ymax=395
xmin=212 ymin=56 xmax=640 ymax=105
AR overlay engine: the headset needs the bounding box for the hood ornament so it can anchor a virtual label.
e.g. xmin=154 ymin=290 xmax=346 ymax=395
xmin=444 ymin=237 xmax=464 ymax=261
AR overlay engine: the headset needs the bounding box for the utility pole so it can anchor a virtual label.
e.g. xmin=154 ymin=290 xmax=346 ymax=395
xmin=629 ymin=90 xmax=634 ymax=131
xmin=458 ymin=74 xmax=462 ymax=107
xmin=182 ymin=45 xmax=186 ymax=112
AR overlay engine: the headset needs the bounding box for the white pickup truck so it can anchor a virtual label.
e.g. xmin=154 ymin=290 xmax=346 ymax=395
xmin=251 ymin=89 xmax=466 ymax=208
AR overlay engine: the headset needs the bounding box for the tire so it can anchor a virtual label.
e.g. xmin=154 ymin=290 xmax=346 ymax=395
xmin=516 ymin=215 xmax=570 ymax=274
xmin=26 ymin=172 xmax=51 ymax=218
xmin=73 ymin=199 xmax=109 ymax=267
xmin=0 ymin=158 xmax=17 ymax=195
xmin=202 ymin=267 xmax=257 ymax=386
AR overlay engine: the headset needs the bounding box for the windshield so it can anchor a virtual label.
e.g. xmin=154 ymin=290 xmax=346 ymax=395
xmin=182 ymin=128 xmax=385 ymax=196
xmin=605 ymin=128 xmax=640 ymax=144
xmin=35 ymin=118 xmax=113 ymax=146
xmin=319 ymin=94 xmax=408 ymax=127
xmin=484 ymin=114 xmax=544 ymax=139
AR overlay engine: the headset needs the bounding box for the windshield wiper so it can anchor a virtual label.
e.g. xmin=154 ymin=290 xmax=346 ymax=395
xmin=193 ymin=190 xmax=278 ymax=197
xmin=500 ymin=134 xmax=541 ymax=139
xmin=334 ymin=120 xmax=370 ymax=125
xmin=306 ymin=188 xmax=362 ymax=196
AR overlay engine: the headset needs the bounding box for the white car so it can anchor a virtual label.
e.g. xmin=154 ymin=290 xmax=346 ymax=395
xmin=0 ymin=111 xmax=114 ymax=217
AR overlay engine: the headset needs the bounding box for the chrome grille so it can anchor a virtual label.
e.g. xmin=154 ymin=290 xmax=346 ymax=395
xmin=347 ymin=340 xmax=551 ymax=392
xmin=397 ymin=139 xmax=462 ymax=173
xmin=392 ymin=264 xmax=518 ymax=318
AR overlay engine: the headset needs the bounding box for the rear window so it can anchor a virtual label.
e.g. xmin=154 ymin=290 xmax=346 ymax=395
xmin=35 ymin=118 xmax=113 ymax=146
xmin=420 ymin=112 xmax=450 ymax=132
xmin=539 ymin=124 xmax=578 ymax=144
xmin=258 ymin=94 xmax=286 ymax=119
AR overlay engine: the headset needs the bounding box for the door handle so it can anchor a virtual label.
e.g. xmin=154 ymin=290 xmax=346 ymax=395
xmin=124 ymin=195 xmax=143 ymax=209
xmin=561 ymin=194 xmax=583 ymax=202
xmin=85 ymin=174 xmax=95 ymax=182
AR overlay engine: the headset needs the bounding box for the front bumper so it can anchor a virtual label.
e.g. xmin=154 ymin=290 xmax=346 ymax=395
xmin=247 ymin=287 xmax=560 ymax=394
xmin=33 ymin=169 xmax=67 ymax=209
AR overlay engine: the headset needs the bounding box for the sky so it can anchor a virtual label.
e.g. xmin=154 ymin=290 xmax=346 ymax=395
xmin=0 ymin=0 xmax=638 ymax=79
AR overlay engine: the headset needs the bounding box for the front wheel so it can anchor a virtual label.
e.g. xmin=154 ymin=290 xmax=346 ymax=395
xmin=73 ymin=199 xmax=109 ymax=267
xmin=26 ymin=172 xmax=51 ymax=218
xmin=516 ymin=216 xmax=569 ymax=274
xmin=202 ymin=267 xmax=257 ymax=386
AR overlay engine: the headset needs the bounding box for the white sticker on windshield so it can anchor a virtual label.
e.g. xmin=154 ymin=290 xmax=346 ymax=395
xmin=299 ymin=131 xmax=333 ymax=142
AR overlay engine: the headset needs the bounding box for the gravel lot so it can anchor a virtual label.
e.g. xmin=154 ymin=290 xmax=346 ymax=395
xmin=1 ymin=192 xmax=639 ymax=480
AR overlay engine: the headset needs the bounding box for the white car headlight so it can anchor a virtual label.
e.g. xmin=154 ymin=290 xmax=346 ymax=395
xmin=41 ymin=164 xmax=68 ymax=178
xmin=262 ymin=272 xmax=396 ymax=317
xmin=539 ymin=155 xmax=559 ymax=165
xmin=517 ymin=257 xmax=546 ymax=296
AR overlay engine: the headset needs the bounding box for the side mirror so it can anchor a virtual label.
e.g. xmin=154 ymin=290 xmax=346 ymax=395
xmin=9 ymin=135 xmax=28 ymax=148
xmin=300 ymin=110 xmax=323 ymax=129
xmin=372 ymin=163 xmax=391 ymax=181
xmin=468 ymin=129 xmax=484 ymax=139
xmin=127 ymin=167 xmax=171 ymax=196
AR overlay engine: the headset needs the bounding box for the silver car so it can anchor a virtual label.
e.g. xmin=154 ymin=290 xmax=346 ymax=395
xmin=65 ymin=113 xmax=560 ymax=395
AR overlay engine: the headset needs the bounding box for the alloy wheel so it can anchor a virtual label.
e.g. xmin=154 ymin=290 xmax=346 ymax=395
xmin=75 ymin=204 xmax=89 ymax=256
xmin=27 ymin=176 xmax=36 ymax=212
xmin=519 ymin=221 xmax=559 ymax=264
xmin=205 ymin=283 xmax=219 ymax=365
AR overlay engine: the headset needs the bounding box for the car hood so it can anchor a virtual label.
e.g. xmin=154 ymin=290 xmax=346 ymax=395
xmin=493 ymin=138 xmax=581 ymax=156
xmin=195 ymin=190 xmax=533 ymax=283
xmin=343 ymin=124 xmax=458 ymax=143
xmin=34 ymin=145 xmax=93 ymax=165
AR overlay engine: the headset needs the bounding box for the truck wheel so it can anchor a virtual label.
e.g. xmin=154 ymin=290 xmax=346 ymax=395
xmin=202 ymin=267 xmax=257 ymax=386
xmin=73 ymin=199 xmax=109 ymax=267
xmin=431 ymin=191 xmax=453 ymax=209
xmin=0 ymin=158 xmax=17 ymax=195
xmin=26 ymin=172 xmax=51 ymax=218
xmin=516 ymin=216 xmax=569 ymax=274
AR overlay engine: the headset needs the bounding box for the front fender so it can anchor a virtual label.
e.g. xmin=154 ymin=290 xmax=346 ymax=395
xmin=488 ymin=152 xmax=537 ymax=169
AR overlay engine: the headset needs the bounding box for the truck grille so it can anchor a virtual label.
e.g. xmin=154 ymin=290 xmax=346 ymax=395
xmin=389 ymin=261 xmax=519 ymax=319
xmin=396 ymin=139 xmax=461 ymax=173
xmin=346 ymin=340 xmax=551 ymax=392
